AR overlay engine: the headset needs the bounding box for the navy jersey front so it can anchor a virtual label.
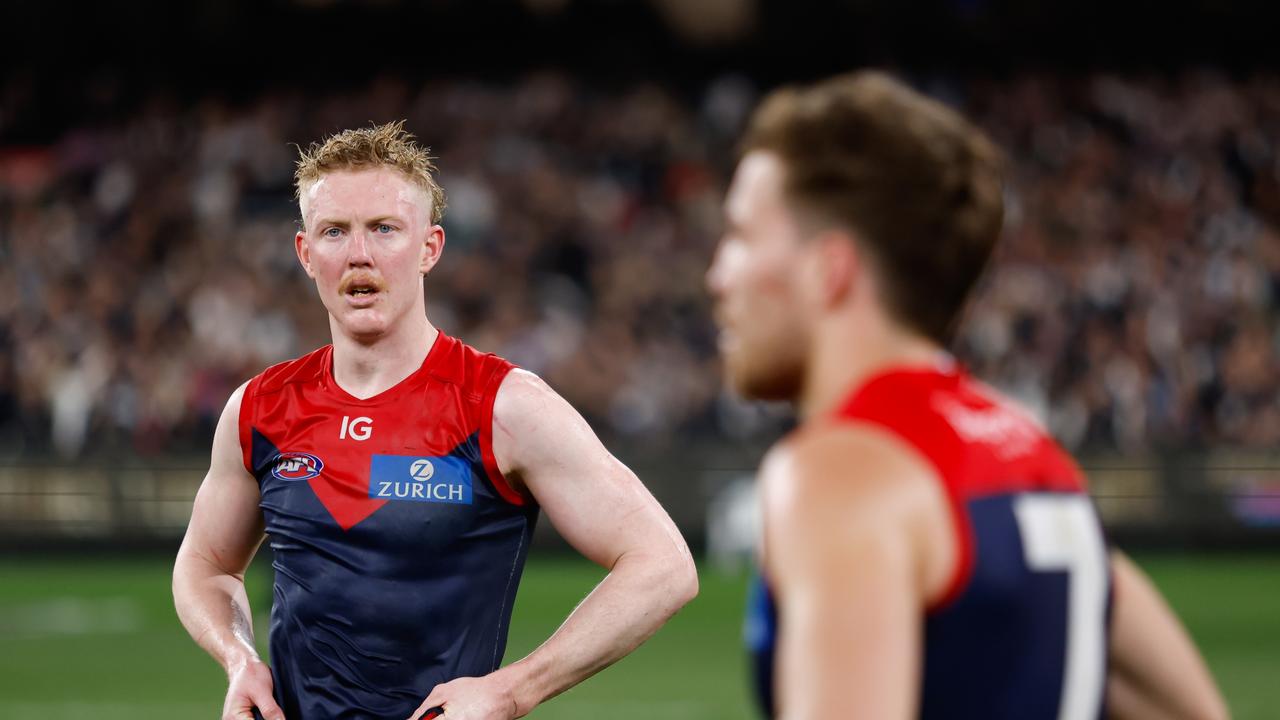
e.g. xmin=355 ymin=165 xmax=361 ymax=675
xmin=239 ymin=332 xmax=538 ymax=718
xmin=747 ymin=366 xmax=1112 ymax=719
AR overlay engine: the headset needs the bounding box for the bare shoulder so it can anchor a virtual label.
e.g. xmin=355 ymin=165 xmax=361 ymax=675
xmin=210 ymin=380 xmax=252 ymax=470
xmin=215 ymin=379 xmax=251 ymax=439
xmin=492 ymin=368 xmax=560 ymax=419
xmin=761 ymin=422 xmax=954 ymax=594
xmin=762 ymin=422 xmax=941 ymax=524
xmin=491 ymin=368 xmax=586 ymax=444
xmin=225 ymin=379 xmax=250 ymax=416
xmin=490 ymin=368 xmax=601 ymax=479
xmin=183 ymin=379 xmax=266 ymax=573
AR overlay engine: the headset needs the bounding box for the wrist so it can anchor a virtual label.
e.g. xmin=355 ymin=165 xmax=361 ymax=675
xmin=222 ymin=648 xmax=262 ymax=677
xmin=490 ymin=660 xmax=543 ymax=718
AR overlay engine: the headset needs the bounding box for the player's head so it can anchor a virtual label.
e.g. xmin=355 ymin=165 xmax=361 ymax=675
xmin=293 ymin=120 xmax=447 ymax=342
xmin=707 ymin=71 xmax=1004 ymax=401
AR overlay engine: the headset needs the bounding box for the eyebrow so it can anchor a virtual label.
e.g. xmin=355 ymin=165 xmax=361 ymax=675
xmin=313 ymin=216 xmax=407 ymax=228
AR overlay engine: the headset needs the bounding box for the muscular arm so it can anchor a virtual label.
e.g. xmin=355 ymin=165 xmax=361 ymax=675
xmin=439 ymin=369 xmax=698 ymax=717
xmin=1106 ymin=552 xmax=1229 ymax=720
xmin=173 ymin=383 xmax=282 ymax=719
xmin=764 ymin=426 xmax=953 ymax=720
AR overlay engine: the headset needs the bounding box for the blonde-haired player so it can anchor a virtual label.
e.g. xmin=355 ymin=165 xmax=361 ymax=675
xmin=174 ymin=121 xmax=697 ymax=719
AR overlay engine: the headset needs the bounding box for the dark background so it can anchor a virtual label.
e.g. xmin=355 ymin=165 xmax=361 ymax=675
xmin=6 ymin=0 xmax=1280 ymax=142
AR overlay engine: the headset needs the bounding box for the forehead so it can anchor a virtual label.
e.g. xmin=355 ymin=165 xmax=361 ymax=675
xmin=726 ymin=151 xmax=789 ymax=224
xmin=301 ymin=167 xmax=430 ymax=222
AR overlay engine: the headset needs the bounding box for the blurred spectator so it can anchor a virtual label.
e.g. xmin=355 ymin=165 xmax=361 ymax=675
xmin=957 ymin=71 xmax=1280 ymax=454
xmin=0 ymin=70 xmax=1276 ymax=459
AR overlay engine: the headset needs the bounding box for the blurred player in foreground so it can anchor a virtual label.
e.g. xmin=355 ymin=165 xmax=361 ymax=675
xmin=173 ymin=121 xmax=697 ymax=720
xmin=707 ymin=71 xmax=1228 ymax=720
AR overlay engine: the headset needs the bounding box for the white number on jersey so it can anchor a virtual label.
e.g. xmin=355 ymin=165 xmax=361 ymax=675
xmin=1013 ymin=494 xmax=1109 ymax=720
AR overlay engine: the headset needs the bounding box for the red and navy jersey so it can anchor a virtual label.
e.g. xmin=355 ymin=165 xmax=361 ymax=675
xmin=238 ymin=331 xmax=537 ymax=719
xmin=747 ymin=363 xmax=1112 ymax=719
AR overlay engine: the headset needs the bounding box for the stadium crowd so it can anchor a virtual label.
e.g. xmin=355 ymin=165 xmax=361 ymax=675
xmin=0 ymin=71 xmax=1277 ymax=458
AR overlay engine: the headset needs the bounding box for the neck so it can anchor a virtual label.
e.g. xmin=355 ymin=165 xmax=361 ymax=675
xmin=797 ymin=317 xmax=945 ymax=420
xmin=330 ymin=311 xmax=438 ymax=400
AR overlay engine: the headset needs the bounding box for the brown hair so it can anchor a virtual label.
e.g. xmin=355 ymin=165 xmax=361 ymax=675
xmin=742 ymin=70 xmax=1004 ymax=344
xmin=294 ymin=120 xmax=446 ymax=224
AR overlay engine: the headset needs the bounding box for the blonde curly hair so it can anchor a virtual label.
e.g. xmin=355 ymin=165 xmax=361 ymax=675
xmin=294 ymin=120 xmax=446 ymax=225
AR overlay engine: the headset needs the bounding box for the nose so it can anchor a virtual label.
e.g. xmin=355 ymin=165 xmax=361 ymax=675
xmin=705 ymin=239 xmax=728 ymax=299
xmin=348 ymin=228 xmax=374 ymax=266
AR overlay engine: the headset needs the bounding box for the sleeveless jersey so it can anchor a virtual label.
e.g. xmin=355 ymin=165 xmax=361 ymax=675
xmin=238 ymin=331 xmax=537 ymax=718
xmin=746 ymin=364 xmax=1111 ymax=719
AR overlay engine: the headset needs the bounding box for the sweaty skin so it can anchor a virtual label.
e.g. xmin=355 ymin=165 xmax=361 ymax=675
xmin=708 ymin=149 xmax=1228 ymax=720
xmin=174 ymin=167 xmax=698 ymax=720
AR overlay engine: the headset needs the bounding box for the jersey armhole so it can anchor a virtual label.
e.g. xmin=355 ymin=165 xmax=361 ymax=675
xmin=480 ymin=364 xmax=531 ymax=507
xmin=804 ymin=411 xmax=977 ymax=614
xmin=926 ymin=476 xmax=976 ymax=614
xmin=237 ymin=376 xmax=259 ymax=477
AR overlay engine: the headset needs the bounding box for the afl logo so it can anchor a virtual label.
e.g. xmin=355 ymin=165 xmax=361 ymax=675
xmin=409 ymin=459 xmax=435 ymax=482
xmin=271 ymin=452 xmax=324 ymax=482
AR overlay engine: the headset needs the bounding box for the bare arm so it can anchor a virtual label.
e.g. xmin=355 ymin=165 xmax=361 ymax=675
xmin=412 ymin=369 xmax=698 ymax=719
xmin=173 ymin=383 xmax=283 ymax=720
xmin=1106 ymin=552 xmax=1229 ymax=720
xmin=765 ymin=426 xmax=952 ymax=720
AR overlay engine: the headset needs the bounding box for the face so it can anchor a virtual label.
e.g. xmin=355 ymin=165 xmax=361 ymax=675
xmin=295 ymin=168 xmax=444 ymax=342
xmin=706 ymin=151 xmax=817 ymax=401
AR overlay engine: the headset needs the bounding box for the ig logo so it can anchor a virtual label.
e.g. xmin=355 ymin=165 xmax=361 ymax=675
xmin=410 ymin=459 xmax=435 ymax=482
xmin=340 ymin=415 xmax=373 ymax=441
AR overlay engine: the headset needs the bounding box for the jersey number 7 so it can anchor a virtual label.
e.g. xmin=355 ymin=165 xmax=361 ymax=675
xmin=1013 ymin=494 xmax=1109 ymax=720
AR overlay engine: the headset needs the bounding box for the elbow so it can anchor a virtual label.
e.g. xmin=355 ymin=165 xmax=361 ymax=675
xmin=633 ymin=546 xmax=698 ymax=618
xmin=667 ymin=550 xmax=699 ymax=612
xmin=1198 ymin=695 xmax=1231 ymax=720
xmin=171 ymin=548 xmax=191 ymax=599
xmin=1179 ymin=701 xmax=1230 ymax=720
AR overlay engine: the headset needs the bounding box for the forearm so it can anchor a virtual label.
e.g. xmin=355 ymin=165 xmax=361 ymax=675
xmin=1107 ymin=553 xmax=1228 ymax=720
xmin=1107 ymin=665 xmax=1228 ymax=720
xmin=173 ymin=551 xmax=261 ymax=675
xmin=496 ymin=550 xmax=697 ymax=715
xmin=1108 ymin=670 xmax=1187 ymax=720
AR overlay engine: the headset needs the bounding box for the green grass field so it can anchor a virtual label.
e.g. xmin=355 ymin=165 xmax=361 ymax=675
xmin=0 ymin=554 xmax=1276 ymax=719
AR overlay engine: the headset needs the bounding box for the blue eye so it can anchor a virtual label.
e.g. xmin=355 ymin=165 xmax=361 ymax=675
xmin=377 ymin=224 xmax=393 ymax=234
xmin=324 ymin=227 xmax=342 ymax=238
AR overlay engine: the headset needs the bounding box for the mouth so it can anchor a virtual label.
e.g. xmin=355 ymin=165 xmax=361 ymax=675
xmin=712 ymin=313 xmax=737 ymax=351
xmin=712 ymin=307 xmax=732 ymax=334
xmin=717 ymin=329 xmax=738 ymax=354
xmin=339 ymin=277 xmax=384 ymax=306
xmin=345 ymin=288 xmax=379 ymax=308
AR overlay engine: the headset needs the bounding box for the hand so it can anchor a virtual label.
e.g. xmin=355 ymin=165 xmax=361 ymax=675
xmin=223 ymin=657 xmax=285 ymax=720
xmin=406 ymin=674 xmax=522 ymax=720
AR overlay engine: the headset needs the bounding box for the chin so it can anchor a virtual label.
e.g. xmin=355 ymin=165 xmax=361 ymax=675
xmin=726 ymin=355 xmax=802 ymax=403
xmin=334 ymin=311 xmax=391 ymax=341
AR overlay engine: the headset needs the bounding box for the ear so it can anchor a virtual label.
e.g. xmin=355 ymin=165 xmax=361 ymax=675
xmin=295 ymin=230 xmax=316 ymax=279
xmin=809 ymin=231 xmax=860 ymax=309
xmin=420 ymin=224 xmax=446 ymax=276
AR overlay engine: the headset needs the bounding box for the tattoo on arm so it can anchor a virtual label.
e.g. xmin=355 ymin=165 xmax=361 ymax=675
xmin=231 ymin=599 xmax=255 ymax=650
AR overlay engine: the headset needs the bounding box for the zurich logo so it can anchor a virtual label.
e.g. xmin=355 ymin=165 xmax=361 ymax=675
xmin=369 ymin=455 xmax=472 ymax=505
xmin=271 ymin=452 xmax=324 ymax=481
xmin=409 ymin=459 xmax=435 ymax=482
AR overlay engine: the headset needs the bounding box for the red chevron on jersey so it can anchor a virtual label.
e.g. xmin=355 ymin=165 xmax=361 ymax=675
xmin=238 ymin=331 xmax=525 ymax=531
xmin=234 ymin=331 xmax=541 ymax=717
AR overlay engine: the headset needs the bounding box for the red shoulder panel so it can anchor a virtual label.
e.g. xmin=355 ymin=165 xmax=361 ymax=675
xmin=238 ymin=346 xmax=331 ymax=474
xmin=834 ymin=366 xmax=1087 ymax=611
xmin=457 ymin=342 xmax=526 ymax=506
xmin=422 ymin=333 xmax=525 ymax=505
